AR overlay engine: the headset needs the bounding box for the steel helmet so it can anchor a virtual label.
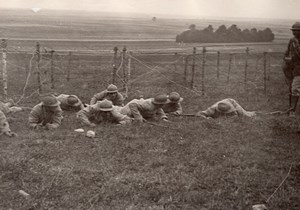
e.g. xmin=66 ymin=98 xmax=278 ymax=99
xmin=291 ymin=22 xmax=300 ymax=31
xmin=152 ymin=94 xmax=169 ymax=105
xmin=67 ymin=95 xmax=80 ymax=106
xmin=42 ymin=96 xmax=60 ymax=107
xmin=168 ymin=92 xmax=183 ymax=103
xmin=216 ymin=102 xmax=231 ymax=113
xmin=106 ymin=84 xmax=118 ymax=93
xmin=97 ymin=99 xmax=113 ymax=111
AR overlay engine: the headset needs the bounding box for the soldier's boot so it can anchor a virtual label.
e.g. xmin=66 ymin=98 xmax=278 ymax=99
xmin=288 ymin=95 xmax=299 ymax=117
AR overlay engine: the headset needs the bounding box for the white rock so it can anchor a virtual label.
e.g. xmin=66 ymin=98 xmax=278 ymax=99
xmin=86 ymin=130 xmax=95 ymax=138
xmin=252 ymin=204 xmax=267 ymax=210
xmin=19 ymin=190 xmax=30 ymax=197
xmin=74 ymin=128 xmax=84 ymax=133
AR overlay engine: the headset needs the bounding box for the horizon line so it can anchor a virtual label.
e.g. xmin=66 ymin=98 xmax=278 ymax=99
xmin=0 ymin=7 xmax=297 ymax=22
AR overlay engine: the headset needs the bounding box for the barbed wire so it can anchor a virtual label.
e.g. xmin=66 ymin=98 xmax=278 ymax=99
xmin=129 ymin=54 xmax=204 ymax=97
xmin=15 ymin=51 xmax=37 ymax=104
xmin=1 ymin=45 xmax=286 ymax=104
xmin=6 ymin=61 xmax=27 ymax=70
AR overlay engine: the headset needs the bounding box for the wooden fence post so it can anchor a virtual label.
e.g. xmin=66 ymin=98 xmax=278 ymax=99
xmin=190 ymin=47 xmax=196 ymax=89
xmin=245 ymin=47 xmax=249 ymax=86
xmin=122 ymin=46 xmax=127 ymax=89
xmin=227 ymin=53 xmax=233 ymax=83
xmin=67 ymin=51 xmax=72 ymax=82
xmin=131 ymin=53 xmax=135 ymax=72
xmin=263 ymin=52 xmax=267 ymax=94
xmin=267 ymin=54 xmax=271 ymax=81
xmin=50 ymin=50 xmax=55 ymax=89
xmin=174 ymin=52 xmax=178 ymax=71
xmin=128 ymin=51 xmax=132 ymax=87
xmin=184 ymin=55 xmax=188 ymax=81
xmin=1 ymin=39 xmax=8 ymax=100
xmin=36 ymin=42 xmax=42 ymax=92
xmin=201 ymin=47 xmax=206 ymax=95
xmin=217 ymin=51 xmax=220 ymax=79
xmin=112 ymin=46 xmax=118 ymax=84
xmin=255 ymin=54 xmax=259 ymax=72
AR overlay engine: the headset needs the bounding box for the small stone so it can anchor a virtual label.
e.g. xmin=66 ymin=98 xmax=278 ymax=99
xmin=74 ymin=128 xmax=84 ymax=133
xmin=86 ymin=130 xmax=95 ymax=138
xmin=252 ymin=204 xmax=267 ymax=210
xmin=19 ymin=190 xmax=30 ymax=198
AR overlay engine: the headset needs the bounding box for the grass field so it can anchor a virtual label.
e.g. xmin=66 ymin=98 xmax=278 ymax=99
xmin=0 ymin=9 xmax=300 ymax=210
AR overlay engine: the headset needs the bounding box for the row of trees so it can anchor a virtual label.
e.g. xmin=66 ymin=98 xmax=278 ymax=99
xmin=176 ymin=24 xmax=275 ymax=43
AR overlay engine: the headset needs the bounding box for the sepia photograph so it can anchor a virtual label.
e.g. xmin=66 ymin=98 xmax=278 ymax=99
xmin=0 ymin=0 xmax=299 ymax=209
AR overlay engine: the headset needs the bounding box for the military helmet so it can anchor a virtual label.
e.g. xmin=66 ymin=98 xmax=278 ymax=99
xmin=42 ymin=95 xmax=60 ymax=107
xmin=168 ymin=92 xmax=183 ymax=103
xmin=98 ymin=99 xmax=113 ymax=111
xmin=152 ymin=94 xmax=169 ymax=105
xmin=106 ymin=84 xmax=118 ymax=93
xmin=67 ymin=95 xmax=80 ymax=106
xmin=291 ymin=22 xmax=300 ymax=31
xmin=216 ymin=102 xmax=231 ymax=113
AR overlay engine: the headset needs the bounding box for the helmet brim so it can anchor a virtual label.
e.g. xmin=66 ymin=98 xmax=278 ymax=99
xmin=151 ymin=98 xmax=170 ymax=105
xmin=99 ymin=107 xmax=113 ymax=111
xmin=169 ymin=97 xmax=183 ymax=103
xmin=107 ymin=90 xmax=118 ymax=93
xmin=42 ymin=101 xmax=61 ymax=107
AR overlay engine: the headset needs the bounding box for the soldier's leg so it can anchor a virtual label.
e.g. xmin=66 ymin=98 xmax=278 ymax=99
xmin=289 ymin=76 xmax=300 ymax=117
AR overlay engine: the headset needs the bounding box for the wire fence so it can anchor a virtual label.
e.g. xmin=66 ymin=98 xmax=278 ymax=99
xmin=0 ymin=40 xmax=286 ymax=106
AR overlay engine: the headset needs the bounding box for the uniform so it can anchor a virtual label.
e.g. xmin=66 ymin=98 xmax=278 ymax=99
xmin=120 ymin=98 xmax=168 ymax=122
xmin=0 ymin=110 xmax=16 ymax=137
xmin=77 ymin=100 xmax=132 ymax=126
xmin=90 ymin=90 xmax=124 ymax=106
xmin=29 ymin=103 xmax=63 ymax=129
xmin=197 ymin=98 xmax=256 ymax=118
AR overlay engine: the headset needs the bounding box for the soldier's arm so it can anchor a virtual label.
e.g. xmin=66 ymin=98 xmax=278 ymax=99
xmin=79 ymin=101 xmax=85 ymax=110
xmin=115 ymin=93 xmax=125 ymax=106
xmin=174 ymin=103 xmax=183 ymax=115
xmin=0 ymin=102 xmax=11 ymax=114
xmin=28 ymin=107 xmax=41 ymax=128
xmin=48 ymin=108 xmax=63 ymax=128
xmin=291 ymin=38 xmax=300 ymax=57
xmin=90 ymin=92 xmax=104 ymax=105
xmin=112 ymin=109 xmax=132 ymax=124
xmin=228 ymin=99 xmax=252 ymax=117
xmin=284 ymin=39 xmax=293 ymax=57
xmin=76 ymin=107 xmax=95 ymax=126
xmin=157 ymin=108 xmax=168 ymax=120
xmin=128 ymin=103 xmax=144 ymax=122
xmin=197 ymin=104 xmax=216 ymax=117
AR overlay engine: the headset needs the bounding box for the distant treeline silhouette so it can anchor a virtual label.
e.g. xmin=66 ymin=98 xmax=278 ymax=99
xmin=176 ymin=24 xmax=275 ymax=43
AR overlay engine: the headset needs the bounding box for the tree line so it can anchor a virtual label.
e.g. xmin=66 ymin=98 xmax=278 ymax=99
xmin=176 ymin=24 xmax=275 ymax=43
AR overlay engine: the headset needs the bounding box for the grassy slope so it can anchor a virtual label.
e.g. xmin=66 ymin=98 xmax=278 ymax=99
xmin=1 ymin=50 xmax=300 ymax=210
xmin=0 ymin=10 xmax=300 ymax=210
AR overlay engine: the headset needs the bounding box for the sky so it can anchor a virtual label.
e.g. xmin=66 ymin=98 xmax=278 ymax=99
xmin=0 ymin=0 xmax=300 ymax=20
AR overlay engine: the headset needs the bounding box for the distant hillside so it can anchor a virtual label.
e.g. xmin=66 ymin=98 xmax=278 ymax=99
xmin=0 ymin=9 xmax=292 ymax=42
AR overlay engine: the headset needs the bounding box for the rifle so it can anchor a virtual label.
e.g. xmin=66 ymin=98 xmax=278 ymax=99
xmin=255 ymin=110 xmax=289 ymax=116
xmin=173 ymin=113 xmax=210 ymax=119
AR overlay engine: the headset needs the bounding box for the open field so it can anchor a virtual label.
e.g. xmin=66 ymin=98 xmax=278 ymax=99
xmin=1 ymin=9 xmax=300 ymax=210
xmin=0 ymin=8 xmax=295 ymax=53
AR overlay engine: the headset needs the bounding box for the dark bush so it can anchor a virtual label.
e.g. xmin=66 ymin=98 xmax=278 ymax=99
xmin=176 ymin=24 xmax=275 ymax=43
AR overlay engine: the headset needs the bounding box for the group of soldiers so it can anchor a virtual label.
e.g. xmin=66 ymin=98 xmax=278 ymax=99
xmin=1 ymin=22 xmax=300 ymax=137
xmin=0 ymin=83 xmax=257 ymax=137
